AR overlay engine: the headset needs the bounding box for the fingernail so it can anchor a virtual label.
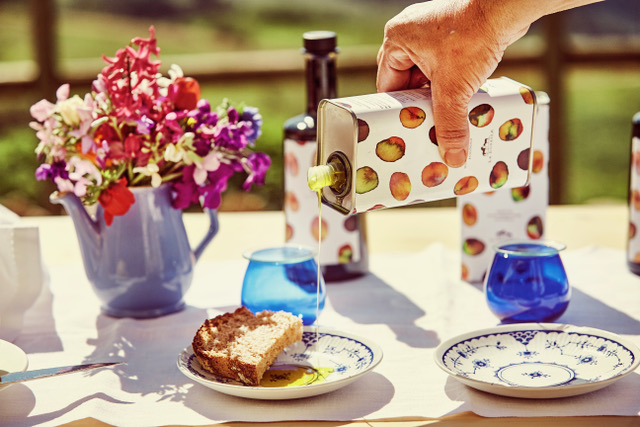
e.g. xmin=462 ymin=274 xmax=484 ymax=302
xmin=443 ymin=148 xmax=468 ymax=168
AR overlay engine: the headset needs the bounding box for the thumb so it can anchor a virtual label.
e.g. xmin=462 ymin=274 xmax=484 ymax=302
xmin=430 ymin=81 xmax=473 ymax=168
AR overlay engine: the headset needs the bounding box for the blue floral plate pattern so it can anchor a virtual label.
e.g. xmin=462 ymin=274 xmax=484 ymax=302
xmin=178 ymin=326 xmax=382 ymax=400
xmin=434 ymin=323 xmax=640 ymax=399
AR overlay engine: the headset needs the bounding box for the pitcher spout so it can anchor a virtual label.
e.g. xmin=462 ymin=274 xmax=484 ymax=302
xmin=50 ymin=191 xmax=102 ymax=278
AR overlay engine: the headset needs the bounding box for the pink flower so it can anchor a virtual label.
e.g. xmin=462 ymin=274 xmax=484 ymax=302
xmin=193 ymin=152 xmax=221 ymax=185
xmin=29 ymin=99 xmax=56 ymax=122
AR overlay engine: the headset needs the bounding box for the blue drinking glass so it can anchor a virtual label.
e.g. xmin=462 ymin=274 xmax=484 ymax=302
xmin=241 ymin=245 xmax=326 ymax=326
xmin=484 ymin=241 xmax=570 ymax=323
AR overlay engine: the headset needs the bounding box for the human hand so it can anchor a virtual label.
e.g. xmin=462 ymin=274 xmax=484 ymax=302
xmin=376 ymin=0 xmax=532 ymax=167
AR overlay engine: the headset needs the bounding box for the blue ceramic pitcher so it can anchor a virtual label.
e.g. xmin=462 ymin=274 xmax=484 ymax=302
xmin=51 ymin=184 xmax=218 ymax=318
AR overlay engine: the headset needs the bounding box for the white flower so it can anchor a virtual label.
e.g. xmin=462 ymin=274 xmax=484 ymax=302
xmin=164 ymin=132 xmax=194 ymax=164
xmin=133 ymin=163 xmax=163 ymax=188
xmin=57 ymin=95 xmax=86 ymax=127
xmin=168 ymin=64 xmax=184 ymax=81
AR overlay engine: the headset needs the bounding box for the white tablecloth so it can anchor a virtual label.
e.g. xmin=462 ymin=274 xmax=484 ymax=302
xmin=1 ymin=243 xmax=639 ymax=426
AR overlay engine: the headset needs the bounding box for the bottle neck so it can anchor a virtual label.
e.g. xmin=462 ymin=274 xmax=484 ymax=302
xmin=305 ymin=52 xmax=337 ymax=116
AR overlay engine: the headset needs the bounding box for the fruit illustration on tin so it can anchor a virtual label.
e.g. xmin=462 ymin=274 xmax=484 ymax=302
xmin=399 ymin=106 xmax=426 ymax=128
xmin=520 ymin=87 xmax=535 ymax=105
xmin=358 ymin=119 xmax=370 ymax=142
xmin=429 ymin=126 xmax=438 ymax=146
xmin=461 ymin=264 xmax=469 ymax=281
xmin=421 ymin=162 xmax=448 ymax=187
xmin=517 ymin=148 xmax=530 ymax=170
xmin=499 ymin=118 xmax=524 ymax=141
xmin=376 ymin=137 xmax=406 ymax=162
xmin=630 ymin=222 xmax=636 ymax=240
xmin=489 ymin=161 xmax=509 ymax=189
xmin=338 ymin=244 xmax=353 ymax=264
xmin=633 ymin=190 xmax=640 ymax=211
xmin=463 ymin=238 xmax=485 ymax=256
xmin=311 ymin=216 xmax=328 ymax=241
xmin=462 ymin=203 xmax=477 ymax=226
xmin=389 ymin=172 xmax=411 ymax=201
xmin=633 ymin=150 xmax=640 ymax=173
xmin=468 ymin=104 xmax=495 ymax=127
xmin=526 ymin=216 xmax=544 ymax=239
xmin=285 ymin=223 xmax=293 ymax=241
xmin=356 ymin=166 xmax=379 ymax=194
xmin=366 ymin=204 xmax=386 ymax=211
xmin=284 ymin=191 xmax=299 ymax=211
xmin=343 ymin=215 xmax=357 ymax=232
xmin=284 ymin=152 xmax=299 ymax=176
xmin=454 ymin=176 xmax=479 ymax=195
xmin=532 ymin=150 xmax=544 ymax=173
xmin=512 ymin=186 xmax=530 ymax=201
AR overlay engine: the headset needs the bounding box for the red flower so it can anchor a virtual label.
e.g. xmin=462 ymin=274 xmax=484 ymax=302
xmin=98 ymin=178 xmax=135 ymax=226
xmin=124 ymin=134 xmax=142 ymax=159
xmin=170 ymin=77 xmax=201 ymax=110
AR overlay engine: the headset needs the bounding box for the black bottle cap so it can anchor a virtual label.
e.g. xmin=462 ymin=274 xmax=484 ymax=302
xmin=303 ymin=31 xmax=337 ymax=54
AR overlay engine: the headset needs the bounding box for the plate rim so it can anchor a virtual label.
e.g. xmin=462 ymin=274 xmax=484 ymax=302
xmin=433 ymin=323 xmax=640 ymax=399
xmin=177 ymin=326 xmax=383 ymax=399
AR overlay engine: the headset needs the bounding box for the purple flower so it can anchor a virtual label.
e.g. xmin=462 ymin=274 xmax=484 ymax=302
xmin=35 ymin=164 xmax=52 ymax=181
xmin=213 ymin=123 xmax=248 ymax=151
xmin=171 ymin=166 xmax=200 ymax=210
xmin=136 ymin=115 xmax=155 ymax=135
xmin=227 ymin=106 xmax=239 ymax=124
xmin=189 ymin=99 xmax=218 ymax=127
xmin=35 ymin=161 xmax=69 ymax=181
xmin=240 ymin=106 xmax=262 ymax=143
xmin=242 ymin=152 xmax=271 ymax=191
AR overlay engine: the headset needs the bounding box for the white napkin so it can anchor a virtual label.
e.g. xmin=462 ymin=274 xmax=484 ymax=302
xmin=0 ymin=203 xmax=20 ymax=225
xmin=0 ymin=205 xmax=44 ymax=342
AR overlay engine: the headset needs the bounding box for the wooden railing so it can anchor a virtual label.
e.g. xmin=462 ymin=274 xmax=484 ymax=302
xmin=3 ymin=0 xmax=640 ymax=204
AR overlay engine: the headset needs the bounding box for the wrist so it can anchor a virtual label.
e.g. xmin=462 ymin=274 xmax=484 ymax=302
xmin=473 ymin=0 xmax=541 ymax=47
xmin=476 ymin=0 xmax=604 ymax=41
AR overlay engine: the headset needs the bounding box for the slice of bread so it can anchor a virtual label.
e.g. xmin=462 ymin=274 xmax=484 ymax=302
xmin=192 ymin=306 xmax=303 ymax=386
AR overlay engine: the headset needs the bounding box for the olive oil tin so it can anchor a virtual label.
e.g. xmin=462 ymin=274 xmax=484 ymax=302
xmin=316 ymin=77 xmax=538 ymax=214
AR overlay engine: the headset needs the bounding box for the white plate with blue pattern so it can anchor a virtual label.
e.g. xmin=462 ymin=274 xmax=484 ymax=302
xmin=178 ymin=326 xmax=382 ymax=400
xmin=434 ymin=323 xmax=640 ymax=399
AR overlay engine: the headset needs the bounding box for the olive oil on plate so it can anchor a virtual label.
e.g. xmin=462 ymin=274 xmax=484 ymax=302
xmin=260 ymin=364 xmax=333 ymax=387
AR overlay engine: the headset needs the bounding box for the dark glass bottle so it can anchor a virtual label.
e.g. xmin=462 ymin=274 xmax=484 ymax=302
xmin=627 ymin=112 xmax=640 ymax=275
xmin=283 ymin=31 xmax=368 ymax=282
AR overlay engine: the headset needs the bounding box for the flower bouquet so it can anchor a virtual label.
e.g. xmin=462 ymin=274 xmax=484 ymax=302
xmin=29 ymin=26 xmax=270 ymax=225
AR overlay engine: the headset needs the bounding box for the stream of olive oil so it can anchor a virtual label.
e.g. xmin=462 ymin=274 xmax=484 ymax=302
xmin=315 ymin=189 xmax=322 ymax=344
xmin=257 ymin=191 xmax=331 ymax=389
xmin=260 ymin=198 xmax=329 ymax=389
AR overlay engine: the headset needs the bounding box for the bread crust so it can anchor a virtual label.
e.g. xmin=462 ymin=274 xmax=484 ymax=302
xmin=192 ymin=306 xmax=303 ymax=386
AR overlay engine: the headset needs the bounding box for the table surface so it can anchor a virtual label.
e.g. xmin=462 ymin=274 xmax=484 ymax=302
xmin=25 ymin=203 xmax=629 ymax=264
xmin=7 ymin=203 xmax=638 ymax=427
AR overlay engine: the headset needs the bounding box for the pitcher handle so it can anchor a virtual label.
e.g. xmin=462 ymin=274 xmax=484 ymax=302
xmin=193 ymin=209 xmax=219 ymax=262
